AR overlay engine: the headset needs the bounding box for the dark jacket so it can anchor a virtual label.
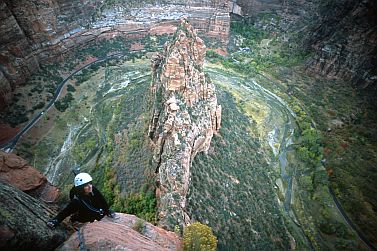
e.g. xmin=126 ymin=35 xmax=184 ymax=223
xmin=54 ymin=185 xmax=109 ymax=223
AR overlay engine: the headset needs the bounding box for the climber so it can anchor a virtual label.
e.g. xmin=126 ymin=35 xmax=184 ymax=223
xmin=47 ymin=172 xmax=114 ymax=229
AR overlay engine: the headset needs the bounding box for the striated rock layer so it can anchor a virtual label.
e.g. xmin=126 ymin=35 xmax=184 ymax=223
xmin=148 ymin=19 xmax=221 ymax=229
xmin=0 ymin=181 xmax=66 ymax=251
xmin=57 ymin=214 xmax=182 ymax=251
xmin=0 ymin=151 xmax=59 ymax=202
xmin=303 ymin=0 xmax=377 ymax=91
xmin=0 ymin=151 xmax=64 ymax=251
xmin=237 ymin=0 xmax=377 ymax=94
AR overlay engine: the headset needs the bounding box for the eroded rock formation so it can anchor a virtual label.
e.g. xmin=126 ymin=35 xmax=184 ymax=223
xmin=0 ymin=151 xmax=59 ymax=202
xmin=237 ymin=0 xmax=377 ymax=94
xmin=0 ymin=181 xmax=65 ymax=251
xmin=149 ymin=19 xmax=221 ymax=229
xmin=0 ymin=150 xmax=181 ymax=250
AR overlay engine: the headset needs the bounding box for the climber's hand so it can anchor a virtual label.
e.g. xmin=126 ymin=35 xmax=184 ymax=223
xmin=107 ymin=209 xmax=115 ymax=218
xmin=47 ymin=219 xmax=59 ymax=229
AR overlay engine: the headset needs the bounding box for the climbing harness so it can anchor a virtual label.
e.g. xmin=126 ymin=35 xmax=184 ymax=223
xmin=73 ymin=195 xmax=104 ymax=217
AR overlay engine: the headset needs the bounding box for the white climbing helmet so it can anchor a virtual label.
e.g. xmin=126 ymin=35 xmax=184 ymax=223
xmin=74 ymin=172 xmax=93 ymax=187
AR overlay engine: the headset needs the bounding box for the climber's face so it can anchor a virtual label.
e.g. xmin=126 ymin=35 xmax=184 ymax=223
xmin=83 ymin=182 xmax=92 ymax=194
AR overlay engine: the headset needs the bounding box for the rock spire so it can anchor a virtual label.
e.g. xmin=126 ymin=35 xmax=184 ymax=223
xmin=148 ymin=19 xmax=221 ymax=229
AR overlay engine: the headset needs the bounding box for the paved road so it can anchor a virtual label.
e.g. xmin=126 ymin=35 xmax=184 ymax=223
xmin=0 ymin=53 xmax=126 ymax=152
xmin=329 ymin=187 xmax=376 ymax=251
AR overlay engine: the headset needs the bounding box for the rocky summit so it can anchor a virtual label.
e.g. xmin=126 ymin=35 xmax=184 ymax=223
xmin=148 ymin=19 xmax=221 ymax=230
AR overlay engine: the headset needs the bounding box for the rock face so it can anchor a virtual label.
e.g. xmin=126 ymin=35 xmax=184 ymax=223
xmin=0 ymin=151 xmax=64 ymax=250
xmin=57 ymin=214 xmax=182 ymax=251
xmin=148 ymin=19 xmax=221 ymax=229
xmin=0 ymin=151 xmax=59 ymax=202
xmin=0 ymin=151 xmax=181 ymax=250
xmin=236 ymin=0 xmax=282 ymax=16
xmin=237 ymin=0 xmax=377 ymax=94
xmin=303 ymin=0 xmax=377 ymax=92
xmin=0 ymin=151 xmax=44 ymax=190
xmin=0 ymin=181 xmax=66 ymax=251
xmin=0 ymin=0 xmax=232 ymax=110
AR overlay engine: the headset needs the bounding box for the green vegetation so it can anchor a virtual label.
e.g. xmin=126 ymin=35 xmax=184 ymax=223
xmin=187 ymin=87 xmax=291 ymax=250
xmin=84 ymin=63 xmax=157 ymax=224
xmin=9 ymin=12 xmax=374 ymax=250
xmin=67 ymin=84 xmax=76 ymax=92
xmin=4 ymin=104 xmax=29 ymax=127
xmin=203 ymin=17 xmax=365 ymax=249
xmin=183 ymin=222 xmax=218 ymax=251
xmin=114 ymin=190 xmax=157 ymax=223
xmin=206 ymin=20 xmax=311 ymax=75
xmin=132 ymin=218 xmax=145 ymax=234
xmin=73 ymin=137 xmax=97 ymax=162
xmin=32 ymin=101 xmax=45 ymax=110
xmin=54 ymin=93 xmax=74 ymax=112
xmin=74 ymin=67 xmax=97 ymax=85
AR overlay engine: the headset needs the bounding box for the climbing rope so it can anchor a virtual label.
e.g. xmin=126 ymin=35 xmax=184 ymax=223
xmin=77 ymin=227 xmax=86 ymax=251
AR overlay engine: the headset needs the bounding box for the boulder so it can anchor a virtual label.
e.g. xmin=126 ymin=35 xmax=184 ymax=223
xmin=0 ymin=151 xmax=59 ymax=202
xmin=57 ymin=213 xmax=182 ymax=251
xmin=0 ymin=181 xmax=66 ymax=251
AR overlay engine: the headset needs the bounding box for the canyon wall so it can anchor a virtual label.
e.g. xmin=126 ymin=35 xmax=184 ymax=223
xmin=0 ymin=0 xmax=233 ymax=109
xmin=1 ymin=0 xmax=375 ymax=108
xmin=235 ymin=0 xmax=377 ymax=94
xmin=236 ymin=0 xmax=282 ymax=16
xmin=148 ymin=19 xmax=221 ymax=229
xmin=303 ymin=0 xmax=377 ymax=92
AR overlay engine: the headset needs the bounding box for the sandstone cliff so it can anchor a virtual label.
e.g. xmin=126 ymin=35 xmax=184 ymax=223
xmin=303 ymin=0 xmax=377 ymax=92
xmin=0 ymin=181 xmax=66 ymax=251
xmin=236 ymin=0 xmax=377 ymax=94
xmin=148 ymin=19 xmax=221 ymax=229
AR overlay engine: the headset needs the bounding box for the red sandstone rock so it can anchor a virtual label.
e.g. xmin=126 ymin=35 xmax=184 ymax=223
xmin=0 ymin=151 xmax=59 ymax=201
xmin=148 ymin=19 xmax=221 ymax=229
xmin=150 ymin=24 xmax=177 ymax=35
xmin=57 ymin=214 xmax=182 ymax=251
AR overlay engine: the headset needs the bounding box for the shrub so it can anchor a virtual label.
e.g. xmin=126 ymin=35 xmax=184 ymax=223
xmin=67 ymin=84 xmax=76 ymax=92
xmin=32 ymin=101 xmax=45 ymax=110
xmin=121 ymin=192 xmax=157 ymax=223
xmin=206 ymin=50 xmax=223 ymax=60
xmin=132 ymin=219 xmax=145 ymax=234
xmin=174 ymin=225 xmax=181 ymax=236
xmin=183 ymin=222 xmax=217 ymax=251
xmin=54 ymin=93 xmax=74 ymax=112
